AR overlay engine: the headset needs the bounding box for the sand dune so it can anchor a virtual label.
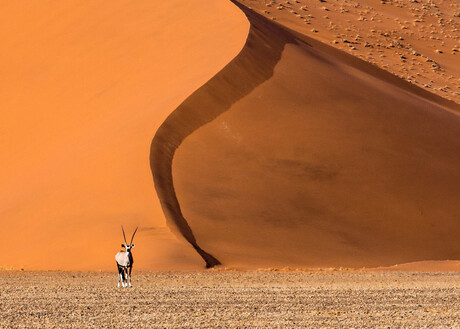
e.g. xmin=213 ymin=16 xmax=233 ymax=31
xmin=0 ymin=0 xmax=248 ymax=270
xmin=2 ymin=0 xmax=459 ymax=271
xmin=240 ymin=0 xmax=460 ymax=104
xmin=151 ymin=1 xmax=298 ymax=268
xmin=160 ymin=1 xmax=460 ymax=268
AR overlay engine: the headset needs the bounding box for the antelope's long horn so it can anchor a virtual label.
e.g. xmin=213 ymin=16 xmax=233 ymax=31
xmin=130 ymin=227 xmax=138 ymax=245
xmin=121 ymin=225 xmax=128 ymax=245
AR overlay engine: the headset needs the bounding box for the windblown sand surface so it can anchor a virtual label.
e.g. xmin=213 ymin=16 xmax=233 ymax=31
xmin=0 ymin=0 xmax=248 ymax=270
xmin=240 ymin=0 xmax=460 ymax=104
xmin=1 ymin=271 xmax=459 ymax=328
xmin=164 ymin=1 xmax=460 ymax=268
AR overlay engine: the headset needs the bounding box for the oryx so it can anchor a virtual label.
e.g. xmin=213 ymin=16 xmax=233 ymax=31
xmin=115 ymin=226 xmax=138 ymax=287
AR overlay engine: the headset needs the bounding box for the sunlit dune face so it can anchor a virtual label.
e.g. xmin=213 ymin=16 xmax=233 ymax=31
xmin=0 ymin=0 xmax=248 ymax=270
xmin=238 ymin=0 xmax=460 ymax=104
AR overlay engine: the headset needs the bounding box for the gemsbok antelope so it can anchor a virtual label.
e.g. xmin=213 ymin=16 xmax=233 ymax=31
xmin=115 ymin=226 xmax=138 ymax=287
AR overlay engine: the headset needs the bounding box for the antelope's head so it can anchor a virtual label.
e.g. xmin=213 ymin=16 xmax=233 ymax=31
xmin=121 ymin=226 xmax=138 ymax=253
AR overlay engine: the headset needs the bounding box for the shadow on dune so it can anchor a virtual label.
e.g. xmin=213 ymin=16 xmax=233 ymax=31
xmin=151 ymin=1 xmax=460 ymax=268
xmin=150 ymin=1 xmax=298 ymax=267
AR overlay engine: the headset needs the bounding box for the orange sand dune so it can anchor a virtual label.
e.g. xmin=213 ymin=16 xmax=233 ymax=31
xmin=241 ymin=0 xmax=460 ymax=104
xmin=0 ymin=0 xmax=248 ymax=270
xmin=155 ymin=1 xmax=460 ymax=269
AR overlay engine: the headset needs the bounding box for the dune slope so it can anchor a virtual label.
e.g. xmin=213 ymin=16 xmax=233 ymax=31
xmin=158 ymin=1 xmax=460 ymax=268
xmin=0 ymin=0 xmax=248 ymax=270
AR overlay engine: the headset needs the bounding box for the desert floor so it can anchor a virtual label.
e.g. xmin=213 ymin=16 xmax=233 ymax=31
xmin=1 ymin=271 xmax=458 ymax=328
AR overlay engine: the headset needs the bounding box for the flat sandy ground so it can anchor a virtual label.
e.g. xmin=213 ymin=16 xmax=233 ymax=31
xmin=0 ymin=271 xmax=458 ymax=328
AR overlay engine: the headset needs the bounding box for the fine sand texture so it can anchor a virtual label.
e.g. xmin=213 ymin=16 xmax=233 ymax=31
xmin=160 ymin=1 xmax=460 ymax=268
xmin=1 ymin=271 xmax=459 ymax=328
xmin=0 ymin=0 xmax=248 ymax=270
xmin=239 ymin=0 xmax=460 ymax=104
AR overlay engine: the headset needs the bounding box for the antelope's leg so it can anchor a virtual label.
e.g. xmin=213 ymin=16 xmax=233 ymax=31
xmin=128 ymin=267 xmax=133 ymax=287
xmin=117 ymin=264 xmax=122 ymax=287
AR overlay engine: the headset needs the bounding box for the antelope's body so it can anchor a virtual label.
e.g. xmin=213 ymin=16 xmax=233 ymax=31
xmin=116 ymin=226 xmax=137 ymax=287
xmin=115 ymin=250 xmax=133 ymax=268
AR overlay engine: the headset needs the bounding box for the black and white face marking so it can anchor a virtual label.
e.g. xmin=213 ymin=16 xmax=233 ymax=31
xmin=122 ymin=244 xmax=135 ymax=252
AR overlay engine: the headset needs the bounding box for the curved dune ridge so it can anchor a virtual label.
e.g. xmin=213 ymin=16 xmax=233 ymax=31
xmin=0 ymin=0 xmax=248 ymax=270
xmin=154 ymin=0 xmax=460 ymax=268
xmin=150 ymin=1 xmax=298 ymax=268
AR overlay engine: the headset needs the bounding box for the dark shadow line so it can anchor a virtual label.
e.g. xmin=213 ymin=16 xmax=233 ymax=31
xmin=149 ymin=1 xmax=298 ymax=267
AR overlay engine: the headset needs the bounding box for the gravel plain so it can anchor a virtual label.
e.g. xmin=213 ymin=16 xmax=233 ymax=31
xmin=0 ymin=270 xmax=459 ymax=328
